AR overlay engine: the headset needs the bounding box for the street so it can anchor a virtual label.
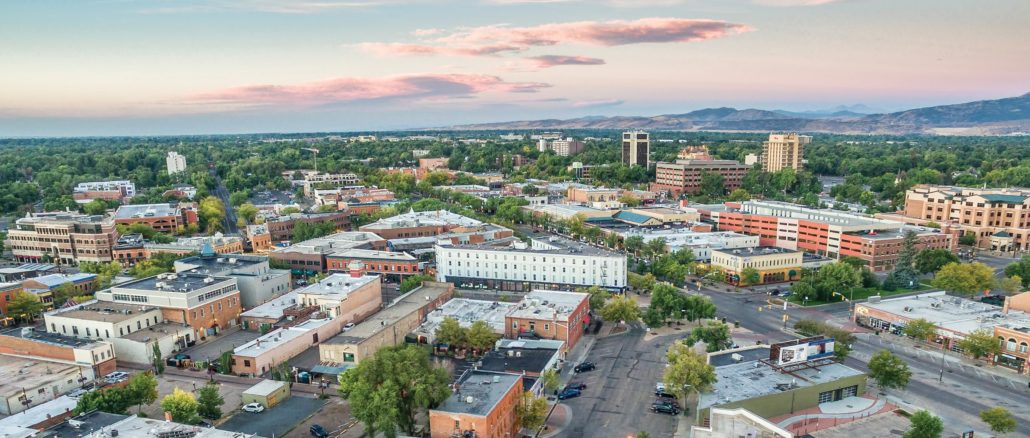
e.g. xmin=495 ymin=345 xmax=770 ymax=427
xmin=693 ymin=284 xmax=1030 ymax=435
xmin=208 ymin=165 xmax=240 ymax=235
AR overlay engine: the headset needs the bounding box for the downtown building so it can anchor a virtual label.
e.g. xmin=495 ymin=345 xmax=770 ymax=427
xmin=760 ymin=133 xmax=810 ymax=172
xmin=434 ymin=236 xmax=627 ymax=292
xmin=71 ymin=180 xmax=136 ymax=204
xmin=696 ymin=200 xmax=954 ymax=271
xmin=621 ymin=130 xmax=650 ymax=167
xmin=112 ymin=203 xmax=199 ymax=233
xmin=895 ymin=184 xmax=1030 ymax=253
xmin=5 ymin=213 xmax=118 ymax=265
xmin=651 ymin=158 xmax=750 ymax=197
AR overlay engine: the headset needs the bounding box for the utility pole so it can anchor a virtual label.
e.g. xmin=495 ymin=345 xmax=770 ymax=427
xmin=302 ymin=148 xmax=320 ymax=172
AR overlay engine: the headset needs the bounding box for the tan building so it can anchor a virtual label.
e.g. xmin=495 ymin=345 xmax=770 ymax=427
xmin=231 ymin=318 xmax=340 ymax=376
xmin=318 ymin=281 xmax=452 ymax=365
xmin=429 ymin=370 xmax=523 ymax=438
xmin=295 ymin=271 xmax=382 ymax=323
xmin=566 ymin=186 xmax=620 ymax=204
xmin=761 ymin=133 xmax=810 ymax=172
xmin=5 ymin=213 xmax=118 ymax=265
xmin=711 ymin=246 xmax=803 ymax=285
xmin=621 ymin=130 xmax=650 ymax=167
xmin=901 ymin=185 xmax=1030 ymax=252
xmin=419 ymin=158 xmax=449 ymax=171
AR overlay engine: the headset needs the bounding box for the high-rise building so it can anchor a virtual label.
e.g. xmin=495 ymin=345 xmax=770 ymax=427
xmin=760 ymin=133 xmax=810 ymax=172
xmin=622 ymin=130 xmax=650 ymax=167
xmin=166 ymin=151 xmax=187 ymax=174
xmin=899 ymin=185 xmax=1029 ymax=252
xmin=537 ymin=137 xmax=584 ymax=156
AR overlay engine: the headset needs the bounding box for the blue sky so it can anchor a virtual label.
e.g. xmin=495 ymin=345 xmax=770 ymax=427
xmin=1 ymin=0 xmax=1027 ymax=136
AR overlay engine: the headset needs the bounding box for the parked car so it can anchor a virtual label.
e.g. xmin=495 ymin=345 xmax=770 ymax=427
xmin=654 ymin=395 xmax=680 ymax=408
xmin=557 ymin=388 xmax=582 ymax=400
xmin=242 ymin=403 xmax=265 ymax=413
xmin=651 ymin=401 xmax=680 ymax=415
xmin=565 ymin=381 xmax=587 ymax=390
xmin=310 ymin=425 xmax=328 ymax=438
xmin=343 ymin=323 xmax=355 ymax=331
xmin=655 ymin=383 xmax=676 ymax=399
xmin=104 ymin=372 xmax=129 ymax=383
xmin=780 ymin=291 xmax=792 ymax=298
xmin=768 ymin=290 xmax=781 ymax=296
xmin=573 ymin=362 xmax=596 ymax=373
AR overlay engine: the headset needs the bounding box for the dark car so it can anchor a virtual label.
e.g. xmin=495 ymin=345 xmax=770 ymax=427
xmin=310 ymin=425 xmax=329 ymax=438
xmin=557 ymin=388 xmax=582 ymax=400
xmin=574 ymin=362 xmax=596 ymax=373
xmin=654 ymin=395 xmax=680 ymax=408
xmin=651 ymin=401 xmax=680 ymax=415
xmin=655 ymin=388 xmax=677 ymax=399
xmin=565 ymin=381 xmax=587 ymax=390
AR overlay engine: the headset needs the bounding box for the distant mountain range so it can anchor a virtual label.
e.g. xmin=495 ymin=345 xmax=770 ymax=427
xmin=449 ymin=93 xmax=1030 ymax=135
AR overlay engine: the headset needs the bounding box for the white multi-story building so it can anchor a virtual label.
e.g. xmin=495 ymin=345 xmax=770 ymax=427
xmin=73 ymin=180 xmax=136 ymax=198
xmin=166 ymin=151 xmax=187 ymax=174
xmin=434 ymin=237 xmax=627 ymax=292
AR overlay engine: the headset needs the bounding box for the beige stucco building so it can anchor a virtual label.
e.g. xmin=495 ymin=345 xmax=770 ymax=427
xmin=901 ymin=184 xmax=1030 ymax=253
xmin=761 ymin=133 xmax=810 ymax=172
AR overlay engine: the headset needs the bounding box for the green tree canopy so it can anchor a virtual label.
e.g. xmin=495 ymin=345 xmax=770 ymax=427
xmin=584 ymin=285 xmax=611 ymax=311
xmin=739 ymin=267 xmax=760 ymax=286
xmin=7 ymin=292 xmax=43 ymax=322
xmin=515 ymin=393 xmax=549 ymax=433
xmin=904 ymin=410 xmax=944 ymax=438
xmin=197 ymin=384 xmax=225 ymax=420
xmin=979 ymin=407 xmax=1017 ymax=435
xmin=434 ymin=317 xmax=465 ymax=348
xmin=902 ymin=318 xmax=937 ymax=341
xmin=868 ymin=350 xmax=911 ymax=390
xmin=1003 ymin=255 xmax=1030 ymax=287
xmin=932 ymin=262 xmax=995 ymax=297
xmin=466 ymin=320 xmax=499 ymax=352
xmin=160 ymin=388 xmax=199 ymax=424
xmin=600 ymin=295 xmax=640 ymax=324
xmin=956 ymin=328 xmax=1000 ymax=360
xmin=663 ymin=342 xmax=717 ymax=402
xmin=126 ymin=372 xmax=159 ymax=414
xmin=685 ymin=322 xmax=733 ymax=352
xmin=915 ymin=249 xmax=960 ymax=274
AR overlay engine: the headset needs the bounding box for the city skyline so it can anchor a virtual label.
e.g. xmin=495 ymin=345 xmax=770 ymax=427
xmin=1 ymin=0 xmax=1028 ymax=136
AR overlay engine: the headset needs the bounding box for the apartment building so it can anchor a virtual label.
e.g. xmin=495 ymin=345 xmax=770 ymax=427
xmin=761 ymin=133 xmax=810 ymax=172
xmin=174 ymin=253 xmax=291 ymax=308
xmin=621 ymin=130 xmax=650 ymax=167
xmin=95 ymin=272 xmax=241 ymax=343
xmin=651 ymin=159 xmax=749 ymax=197
xmin=166 ymin=151 xmax=187 ymax=174
xmin=429 ymin=370 xmax=523 ymax=438
xmin=113 ymin=203 xmax=199 ymax=233
xmin=697 ymin=201 xmax=954 ymax=271
xmin=5 ymin=213 xmax=118 ymax=265
xmin=435 ymin=237 xmax=627 ymax=292
xmin=298 ymin=171 xmax=360 ymax=196
xmin=506 ymin=290 xmax=590 ymax=351
xmin=42 ymin=300 xmax=189 ymax=364
xmin=72 ymin=180 xmax=136 ymax=204
xmin=711 ymin=247 xmax=803 ymax=285
xmin=538 ymin=137 xmax=584 ymax=156
xmin=144 ymin=234 xmax=244 ymax=257
xmin=901 ymin=185 xmax=1030 ymax=252
xmin=566 ymin=186 xmax=620 ymax=204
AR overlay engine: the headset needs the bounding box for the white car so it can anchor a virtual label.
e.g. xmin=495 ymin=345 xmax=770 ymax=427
xmin=104 ymin=372 xmax=129 ymax=383
xmin=343 ymin=323 xmax=355 ymax=331
xmin=242 ymin=403 xmax=265 ymax=413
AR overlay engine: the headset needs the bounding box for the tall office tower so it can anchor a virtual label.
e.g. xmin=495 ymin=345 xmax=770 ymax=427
xmin=761 ymin=133 xmax=810 ymax=172
xmin=622 ymin=130 xmax=650 ymax=167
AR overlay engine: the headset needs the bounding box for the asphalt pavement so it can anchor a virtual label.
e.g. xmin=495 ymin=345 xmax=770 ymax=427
xmin=219 ymin=395 xmax=327 ymax=437
xmin=553 ymin=327 xmax=682 ymax=438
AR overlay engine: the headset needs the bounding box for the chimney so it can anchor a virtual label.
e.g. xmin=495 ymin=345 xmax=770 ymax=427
xmin=347 ymin=260 xmax=364 ymax=278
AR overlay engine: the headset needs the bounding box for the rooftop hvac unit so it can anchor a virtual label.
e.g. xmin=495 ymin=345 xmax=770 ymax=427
xmin=217 ymin=257 xmax=226 ymax=263
xmin=204 ymin=277 xmax=214 ymax=284
xmin=155 ymin=282 xmax=166 ymax=289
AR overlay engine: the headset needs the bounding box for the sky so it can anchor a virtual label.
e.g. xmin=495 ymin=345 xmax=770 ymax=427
xmin=1 ymin=0 xmax=1028 ymax=136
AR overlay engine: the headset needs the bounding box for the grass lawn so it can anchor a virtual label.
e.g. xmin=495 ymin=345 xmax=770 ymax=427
xmin=788 ymin=283 xmax=934 ymax=306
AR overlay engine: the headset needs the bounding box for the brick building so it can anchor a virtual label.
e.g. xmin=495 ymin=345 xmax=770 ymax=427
xmin=4 ymin=213 xmax=119 ymax=265
xmin=429 ymin=370 xmax=523 ymax=438
xmin=113 ymin=203 xmax=198 ymax=233
xmin=269 ymin=231 xmax=385 ymax=275
xmin=651 ymin=159 xmax=749 ymax=197
xmin=263 ymin=211 xmax=351 ymax=242
xmin=71 ymin=180 xmax=136 ymax=204
xmin=505 ymin=290 xmax=589 ymax=352
xmin=326 ymin=249 xmax=420 ymax=278
xmin=359 ymin=209 xmax=482 ymax=240
xmin=900 ymin=185 xmax=1030 ymax=253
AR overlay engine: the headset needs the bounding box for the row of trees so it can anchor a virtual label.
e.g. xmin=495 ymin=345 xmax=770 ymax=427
xmin=433 ymin=318 xmax=500 ymax=355
xmin=73 ymin=372 xmax=225 ymax=424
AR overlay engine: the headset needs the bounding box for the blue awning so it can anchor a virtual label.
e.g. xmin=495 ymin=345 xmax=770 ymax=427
xmin=311 ymin=364 xmax=353 ymax=375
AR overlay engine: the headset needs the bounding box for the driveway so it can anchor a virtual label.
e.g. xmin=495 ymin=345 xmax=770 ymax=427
xmin=220 ymin=395 xmax=327 ymax=437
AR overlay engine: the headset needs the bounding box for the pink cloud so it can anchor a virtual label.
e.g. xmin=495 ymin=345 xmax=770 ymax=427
xmin=528 ymin=55 xmax=606 ymax=68
xmin=361 ymin=18 xmax=752 ymax=57
xmin=190 ymin=73 xmax=550 ymax=106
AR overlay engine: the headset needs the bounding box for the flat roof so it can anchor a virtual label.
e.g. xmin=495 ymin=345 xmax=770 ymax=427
xmin=176 ymin=254 xmax=266 ymax=273
xmin=28 ymin=273 xmax=97 ymax=288
xmin=327 ymin=248 xmax=416 ymax=261
xmin=712 ymin=246 xmax=800 ymax=259
xmin=234 ymin=318 xmax=334 ymax=357
xmin=507 ymin=290 xmax=588 ymax=322
xmin=241 ymin=292 xmax=300 ymax=319
xmin=698 ymin=360 xmax=864 ymax=410
xmin=44 ymin=411 xmax=129 ymax=438
xmin=433 ymin=370 xmax=521 ymax=416
xmin=272 ymin=231 xmax=384 ymax=255
xmin=78 ymin=414 xmax=260 ymax=438
xmin=114 ymin=272 xmax=235 ymax=293
xmin=0 ymin=395 xmax=77 ymax=429
xmin=294 ymin=273 xmax=379 ymax=300
xmin=0 ymin=355 xmax=80 ymax=397
xmin=0 ymin=327 xmax=108 ymax=349
xmin=417 ymin=298 xmax=514 ymax=336
xmin=324 ymin=282 xmax=451 ymax=345
xmin=857 ymin=291 xmax=1030 ymax=335
xmin=478 ymin=340 xmax=561 ymax=375
xmin=442 ymin=234 xmax=621 ymax=258
xmin=119 ymin=321 xmax=189 ymax=342
xmin=244 ymin=379 xmax=288 ymax=397
xmin=113 ymin=203 xmax=178 ymax=219
xmin=48 ymin=300 xmax=161 ymax=323
xmin=360 ymin=209 xmax=481 ymax=230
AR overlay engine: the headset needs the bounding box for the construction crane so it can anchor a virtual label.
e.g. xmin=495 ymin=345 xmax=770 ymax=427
xmin=301 ymin=148 xmax=320 ymax=172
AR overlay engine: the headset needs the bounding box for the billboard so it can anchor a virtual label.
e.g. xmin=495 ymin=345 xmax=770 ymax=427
xmin=806 ymin=338 xmax=835 ymax=360
xmin=777 ymin=344 xmax=808 ymax=365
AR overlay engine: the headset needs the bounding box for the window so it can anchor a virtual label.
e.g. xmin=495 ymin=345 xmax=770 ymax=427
xmin=244 ymin=360 xmax=251 ymax=367
xmin=818 ymin=390 xmax=834 ymax=403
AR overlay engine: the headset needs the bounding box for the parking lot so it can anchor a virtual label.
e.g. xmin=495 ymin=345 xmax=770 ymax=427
xmin=180 ymin=328 xmax=261 ymax=363
xmin=554 ymin=327 xmax=683 ymax=438
xmin=284 ymin=398 xmax=363 ymax=438
xmin=136 ymin=374 xmax=249 ymax=421
xmin=220 ymin=395 xmax=327 ymax=437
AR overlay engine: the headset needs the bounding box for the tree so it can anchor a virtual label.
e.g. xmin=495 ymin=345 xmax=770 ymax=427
xmin=624 ymin=235 xmax=645 ymax=257
xmin=812 ymin=262 xmax=862 ymax=302
xmin=434 ymin=317 xmax=465 ymax=348
xmin=75 ymin=387 xmax=133 ymax=415
xmin=618 ymin=194 xmax=642 ymax=207
xmin=979 ymin=407 xmax=1017 ymax=435
xmin=959 ymin=232 xmax=977 ymax=246
xmin=466 ymin=320 xmax=498 ymax=352
xmin=600 ymin=295 xmax=640 ymax=324
xmin=915 ymin=249 xmax=959 ymax=274
xmin=161 ymin=388 xmax=199 ymax=424
xmin=399 ymin=274 xmax=432 ymax=293
xmin=791 ymin=280 xmax=818 ymax=302
xmin=902 ymin=318 xmax=936 ymax=342
xmin=904 ymin=410 xmax=944 ymax=438
xmin=1003 ymin=255 xmax=1030 ymax=287
xmin=7 ymin=292 xmax=43 ymax=322
xmin=82 ymin=199 xmax=109 ymax=216
xmin=642 ymin=307 xmax=664 ymax=328
xmin=197 ymin=384 xmax=225 ymax=420
xmin=997 ymin=276 xmax=1023 ymax=295
xmin=699 ymin=171 xmax=726 ymax=198
xmin=727 ymin=188 xmax=750 ymax=202
xmin=584 ymin=286 xmax=610 ymax=311
xmin=126 ymin=372 xmax=159 ymax=414
xmin=198 ymin=196 xmax=226 ymax=233
xmin=681 ymin=295 xmax=717 ymax=326
xmin=644 ymin=238 xmax=668 ymax=260
xmin=628 ymin=272 xmax=657 ymax=294
xmin=739 ymin=267 xmax=760 ymax=286
xmin=649 ymin=283 xmax=681 ymax=322
xmin=338 ymin=345 xmax=451 ymax=437
xmin=932 ymin=262 xmax=995 ymax=298
xmin=515 ymin=393 xmax=549 ymax=432
xmin=956 ymin=328 xmax=1000 ymax=360
xmin=540 ymin=369 xmax=560 ymax=394
xmin=890 ymin=230 xmax=921 ymax=288
xmin=51 ymin=282 xmax=81 ymax=307
xmin=153 ymin=342 xmax=165 ymax=375
xmin=636 ymin=433 xmax=652 ymax=438
xmin=685 ymin=322 xmax=733 ymax=352
xmin=867 ymin=350 xmax=911 ymax=390
xmin=237 ymin=203 xmax=259 ymax=225
xmin=663 ymin=342 xmax=717 ymax=403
